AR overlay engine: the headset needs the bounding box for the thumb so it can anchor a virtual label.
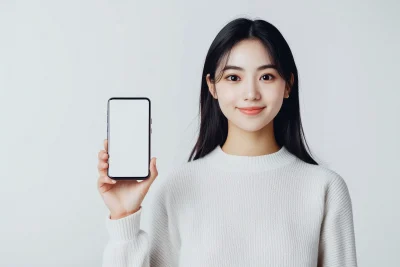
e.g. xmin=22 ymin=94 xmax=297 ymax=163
xmin=143 ymin=157 xmax=158 ymax=186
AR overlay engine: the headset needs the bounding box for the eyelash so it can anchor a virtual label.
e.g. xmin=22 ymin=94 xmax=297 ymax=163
xmin=224 ymin=74 xmax=275 ymax=82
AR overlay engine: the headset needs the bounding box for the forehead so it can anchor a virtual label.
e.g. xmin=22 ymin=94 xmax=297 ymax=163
xmin=215 ymin=39 xmax=274 ymax=76
xmin=224 ymin=39 xmax=272 ymax=67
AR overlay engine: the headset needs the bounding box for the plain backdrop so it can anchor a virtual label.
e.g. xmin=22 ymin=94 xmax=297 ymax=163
xmin=1 ymin=0 xmax=399 ymax=266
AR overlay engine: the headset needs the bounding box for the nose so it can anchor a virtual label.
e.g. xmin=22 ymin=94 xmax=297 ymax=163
xmin=243 ymin=80 xmax=261 ymax=100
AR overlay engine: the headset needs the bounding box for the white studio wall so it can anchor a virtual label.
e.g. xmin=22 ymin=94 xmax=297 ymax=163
xmin=1 ymin=0 xmax=399 ymax=266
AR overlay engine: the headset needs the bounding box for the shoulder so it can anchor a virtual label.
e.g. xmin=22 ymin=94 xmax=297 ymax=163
xmin=292 ymin=161 xmax=354 ymax=211
xmin=149 ymin=158 xmax=206 ymax=212
xmin=292 ymin=159 xmax=348 ymax=186
xmin=168 ymin=154 xmax=211 ymax=179
xmin=289 ymin=159 xmax=352 ymax=200
xmin=305 ymin=163 xmax=352 ymax=204
xmin=311 ymin=164 xmax=350 ymax=194
xmin=153 ymin=157 xmax=207 ymax=193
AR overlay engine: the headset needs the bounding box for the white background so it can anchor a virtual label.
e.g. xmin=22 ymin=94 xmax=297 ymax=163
xmin=1 ymin=0 xmax=399 ymax=266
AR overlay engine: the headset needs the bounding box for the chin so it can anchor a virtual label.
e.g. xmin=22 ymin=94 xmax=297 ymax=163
xmin=234 ymin=118 xmax=270 ymax=132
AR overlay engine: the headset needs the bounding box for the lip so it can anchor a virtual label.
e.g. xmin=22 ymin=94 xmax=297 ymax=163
xmin=238 ymin=106 xmax=265 ymax=110
xmin=238 ymin=107 xmax=265 ymax=115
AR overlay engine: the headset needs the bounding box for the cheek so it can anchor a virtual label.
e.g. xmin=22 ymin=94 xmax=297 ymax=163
xmin=263 ymin=90 xmax=283 ymax=106
xmin=263 ymin=90 xmax=284 ymax=116
xmin=215 ymin=89 xmax=238 ymax=108
xmin=263 ymin=82 xmax=285 ymax=100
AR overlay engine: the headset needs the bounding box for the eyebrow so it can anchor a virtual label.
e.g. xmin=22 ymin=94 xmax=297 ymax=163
xmin=222 ymin=64 xmax=277 ymax=72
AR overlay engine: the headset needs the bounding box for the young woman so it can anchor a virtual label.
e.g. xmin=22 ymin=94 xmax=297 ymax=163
xmin=98 ymin=17 xmax=358 ymax=267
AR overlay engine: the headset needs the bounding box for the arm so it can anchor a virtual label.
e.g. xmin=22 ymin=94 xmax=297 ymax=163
xmin=317 ymin=174 xmax=358 ymax=267
xmin=102 ymin=179 xmax=180 ymax=267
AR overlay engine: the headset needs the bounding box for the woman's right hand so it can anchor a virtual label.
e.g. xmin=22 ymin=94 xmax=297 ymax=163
xmin=97 ymin=139 xmax=158 ymax=220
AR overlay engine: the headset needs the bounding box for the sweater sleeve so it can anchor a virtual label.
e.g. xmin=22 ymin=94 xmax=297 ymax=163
xmin=101 ymin=179 xmax=180 ymax=267
xmin=317 ymin=174 xmax=358 ymax=267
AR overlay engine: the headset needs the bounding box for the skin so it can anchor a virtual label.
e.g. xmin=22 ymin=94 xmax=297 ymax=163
xmin=206 ymin=38 xmax=294 ymax=156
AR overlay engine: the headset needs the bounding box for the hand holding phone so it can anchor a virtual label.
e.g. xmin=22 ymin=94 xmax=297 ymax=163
xmin=97 ymin=139 xmax=158 ymax=219
xmin=97 ymin=97 xmax=157 ymax=219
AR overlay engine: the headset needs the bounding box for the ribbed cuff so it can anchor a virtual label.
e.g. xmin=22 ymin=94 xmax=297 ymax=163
xmin=105 ymin=206 xmax=142 ymax=241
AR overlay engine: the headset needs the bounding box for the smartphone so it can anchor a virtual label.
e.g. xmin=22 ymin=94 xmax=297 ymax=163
xmin=107 ymin=97 xmax=151 ymax=180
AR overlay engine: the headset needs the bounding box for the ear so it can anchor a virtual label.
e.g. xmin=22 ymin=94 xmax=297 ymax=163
xmin=206 ymin=74 xmax=217 ymax=99
xmin=285 ymin=73 xmax=294 ymax=97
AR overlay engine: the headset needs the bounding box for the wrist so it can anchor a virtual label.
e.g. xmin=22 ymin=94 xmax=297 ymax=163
xmin=110 ymin=207 xmax=141 ymax=220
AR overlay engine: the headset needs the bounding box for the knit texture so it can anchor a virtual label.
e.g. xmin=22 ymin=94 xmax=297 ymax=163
xmin=102 ymin=145 xmax=358 ymax=267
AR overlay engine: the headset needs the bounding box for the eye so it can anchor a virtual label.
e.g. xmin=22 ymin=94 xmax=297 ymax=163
xmin=225 ymin=74 xmax=275 ymax=82
xmin=261 ymin=74 xmax=275 ymax=81
xmin=225 ymin=75 xmax=240 ymax=82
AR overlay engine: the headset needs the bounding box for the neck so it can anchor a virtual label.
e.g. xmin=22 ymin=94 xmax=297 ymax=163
xmin=222 ymin=120 xmax=279 ymax=156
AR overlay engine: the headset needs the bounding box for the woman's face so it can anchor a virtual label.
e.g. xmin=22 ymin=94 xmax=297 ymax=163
xmin=206 ymin=38 xmax=291 ymax=133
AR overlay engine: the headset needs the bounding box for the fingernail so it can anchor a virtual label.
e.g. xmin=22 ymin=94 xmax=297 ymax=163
xmin=112 ymin=180 xmax=116 ymax=183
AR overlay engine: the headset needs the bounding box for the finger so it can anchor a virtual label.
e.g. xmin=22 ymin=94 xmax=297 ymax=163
xmin=98 ymin=161 xmax=108 ymax=176
xmin=98 ymin=175 xmax=117 ymax=193
xmin=98 ymin=175 xmax=116 ymax=186
xmin=141 ymin=157 xmax=158 ymax=187
xmin=98 ymin=150 xmax=108 ymax=160
xmin=104 ymin=139 xmax=108 ymax=152
xmin=98 ymin=161 xmax=108 ymax=170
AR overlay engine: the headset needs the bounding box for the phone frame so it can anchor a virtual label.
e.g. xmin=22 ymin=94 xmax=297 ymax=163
xmin=107 ymin=97 xmax=151 ymax=180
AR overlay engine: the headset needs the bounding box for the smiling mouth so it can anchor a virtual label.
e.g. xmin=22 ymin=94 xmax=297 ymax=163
xmin=237 ymin=107 xmax=265 ymax=115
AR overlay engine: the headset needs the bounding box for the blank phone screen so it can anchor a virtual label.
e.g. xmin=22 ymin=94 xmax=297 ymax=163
xmin=107 ymin=97 xmax=150 ymax=179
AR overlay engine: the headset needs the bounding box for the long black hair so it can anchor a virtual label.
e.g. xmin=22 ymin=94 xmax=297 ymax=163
xmin=188 ymin=17 xmax=318 ymax=165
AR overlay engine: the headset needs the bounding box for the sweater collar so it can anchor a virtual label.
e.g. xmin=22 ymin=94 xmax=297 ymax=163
xmin=205 ymin=145 xmax=297 ymax=172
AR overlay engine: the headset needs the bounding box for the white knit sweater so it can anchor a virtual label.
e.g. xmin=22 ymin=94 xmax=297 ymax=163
xmin=102 ymin=145 xmax=358 ymax=267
